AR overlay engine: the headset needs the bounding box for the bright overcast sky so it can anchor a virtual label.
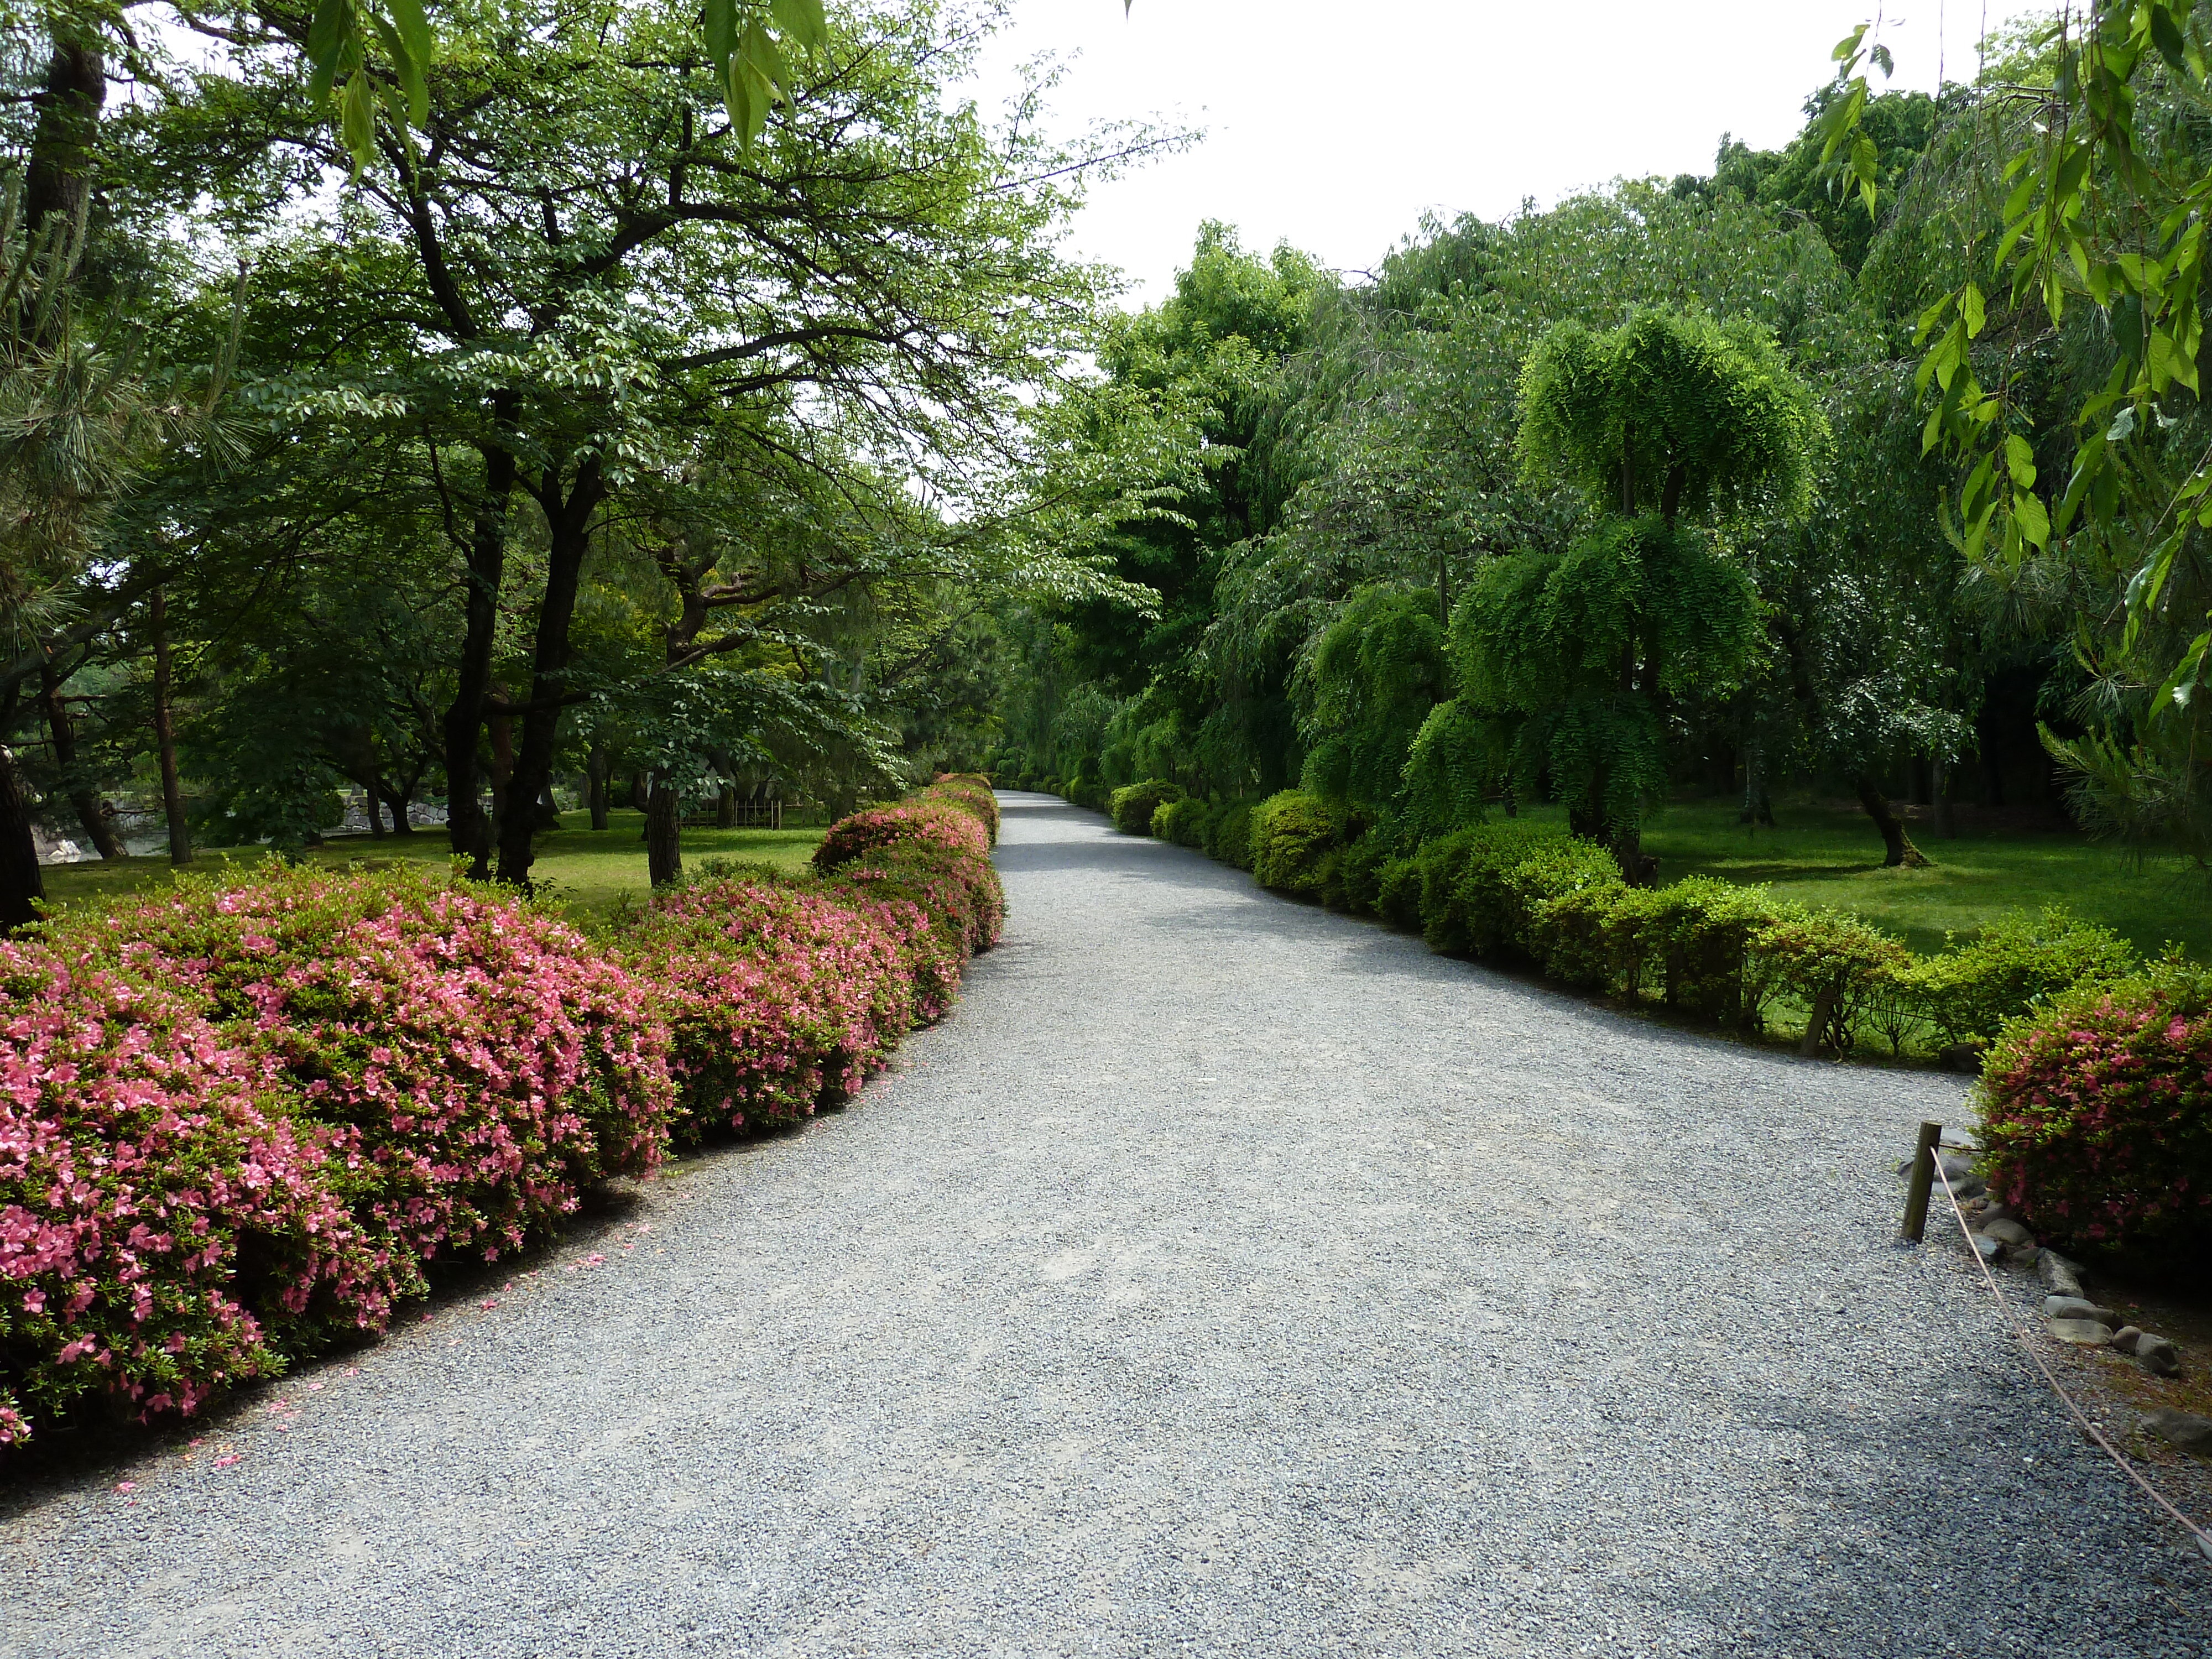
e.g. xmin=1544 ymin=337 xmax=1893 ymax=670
xmin=962 ymin=1 xmax=2054 ymax=306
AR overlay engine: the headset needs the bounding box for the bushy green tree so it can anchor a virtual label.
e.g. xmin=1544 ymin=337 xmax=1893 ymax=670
xmin=1455 ymin=308 xmax=1823 ymax=880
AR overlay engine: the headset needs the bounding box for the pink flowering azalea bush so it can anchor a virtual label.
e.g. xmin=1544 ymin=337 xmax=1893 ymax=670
xmin=60 ymin=865 xmax=676 ymax=1287
xmin=0 ymin=780 xmax=997 ymax=1445
xmin=622 ymin=877 xmax=931 ymax=1135
xmin=0 ymin=945 xmax=383 ymax=1447
xmin=1976 ymin=955 xmax=2212 ymax=1260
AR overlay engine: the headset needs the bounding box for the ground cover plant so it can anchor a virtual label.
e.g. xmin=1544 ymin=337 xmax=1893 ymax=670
xmin=0 ymin=779 xmax=1001 ymax=1449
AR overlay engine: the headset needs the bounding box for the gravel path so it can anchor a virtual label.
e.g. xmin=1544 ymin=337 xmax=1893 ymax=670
xmin=5 ymin=791 xmax=2208 ymax=1657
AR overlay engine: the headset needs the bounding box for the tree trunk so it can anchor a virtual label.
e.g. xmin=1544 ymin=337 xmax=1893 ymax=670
xmin=1799 ymin=987 xmax=1838 ymax=1058
xmin=1932 ymin=754 xmax=1958 ymax=839
xmin=39 ymin=660 xmax=122 ymax=859
xmin=534 ymin=782 xmax=561 ymax=833
xmin=716 ymin=780 xmax=738 ymax=828
xmin=149 ymin=589 xmax=194 ymax=864
xmin=1854 ymin=775 xmax=1930 ymax=868
xmin=629 ymin=771 xmax=649 ymax=813
xmin=24 ymin=32 xmax=102 ymax=264
xmin=494 ymin=458 xmax=604 ymax=886
xmin=442 ymin=434 xmax=517 ymax=879
xmin=0 ymin=742 xmax=46 ymax=932
xmin=363 ymin=779 xmax=387 ymax=839
xmin=587 ymin=745 xmax=611 ymax=830
xmin=645 ymin=772 xmax=682 ymax=887
xmin=382 ymin=778 xmax=416 ymax=836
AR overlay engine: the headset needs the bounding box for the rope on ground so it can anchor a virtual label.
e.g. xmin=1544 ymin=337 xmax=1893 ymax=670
xmin=1928 ymin=1154 xmax=2212 ymax=1567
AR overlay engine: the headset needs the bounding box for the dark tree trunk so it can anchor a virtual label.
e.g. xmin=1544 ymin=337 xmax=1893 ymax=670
xmin=1854 ymin=775 xmax=1930 ymax=868
xmin=645 ymin=773 xmax=682 ymax=887
xmin=715 ymin=780 xmax=738 ymax=828
xmin=534 ymin=782 xmax=560 ymax=833
xmin=39 ymin=660 xmax=122 ymax=859
xmin=25 ymin=34 xmax=101 ymax=258
xmin=363 ymin=779 xmax=387 ymax=839
xmin=629 ymin=771 xmax=649 ymax=813
xmin=587 ymin=745 xmax=611 ymax=830
xmin=442 ymin=434 xmax=517 ymax=878
xmin=381 ymin=778 xmax=416 ymax=836
xmin=0 ymin=740 xmax=45 ymax=931
xmin=150 ymin=587 xmax=192 ymax=864
xmin=495 ymin=459 xmax=604 ymax=886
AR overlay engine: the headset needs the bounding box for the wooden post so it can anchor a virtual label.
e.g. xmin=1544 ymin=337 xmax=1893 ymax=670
xmin=1900 ymin=1121 xmax=1942 ymax=1243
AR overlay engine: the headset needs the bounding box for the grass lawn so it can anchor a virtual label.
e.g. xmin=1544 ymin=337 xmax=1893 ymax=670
xmin=1637 ymin=797 xmax=2210 ymax=962
xmin=35 ymin=810 xmax=825 ymax=924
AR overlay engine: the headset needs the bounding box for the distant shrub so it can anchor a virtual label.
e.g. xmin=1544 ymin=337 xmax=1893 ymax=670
xmin=1204 ymin=799 xmax=1258 ymax=870
xmin=1154 ymin=796 xmax=1209 ymax=846
xmin=1747 ymin=907 xmax=1912 ymax=1053
xmin=1978 ymin=954 xmax=2212 ymax=1260
xmin=1917 ymin=906 xmax=2137 ymax=1046
xmin=1111 ymin=779 xmax=1184 ymax=836
xmin=924 ymin=774 xmax=1000 ymax=845
xmin=1375 ymin=854 xmax=1425 ymax=931
xmin=1248 ymin=790 xmax=1343 ymax=896
xmin=1411 ymin=825 xmax=1491 ymax=953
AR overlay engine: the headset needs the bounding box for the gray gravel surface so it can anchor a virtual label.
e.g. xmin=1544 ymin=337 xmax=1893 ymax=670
xmin=5 ymin=791 xmax=2208 ymax=1657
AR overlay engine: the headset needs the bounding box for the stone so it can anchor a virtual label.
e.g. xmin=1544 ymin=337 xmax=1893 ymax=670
xmin=2145 ymin=1408 xmax=2212 ymax=1454
xmin=1937 ymin=1152 xmax=1986 ymax=1198
xmin=2132 ymin=1333 xmax=2183 ymax=1378
xmin=1939 ymin=1042 xmax=1986 ymax=1074
xmin=2111 ymin=1325 xmax=2144 ymax=1348
xmin=1979 ymin=1218 xmax=2034 ymax=1248
xmin=2037 ymin=1251 xmax=2086 ymax=1298
xmin=2046 ymin=1296 xmax=2117 ymax=1324
xmin=1969 ymin=1233 xmax=2004 ymax=1264
xmin=2048 ymin=1319 xmax=2115 ymax=1346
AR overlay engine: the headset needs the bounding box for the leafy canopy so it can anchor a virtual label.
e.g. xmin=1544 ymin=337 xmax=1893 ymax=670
xmin=1516 ymin=307 xmax=1827 ymax=524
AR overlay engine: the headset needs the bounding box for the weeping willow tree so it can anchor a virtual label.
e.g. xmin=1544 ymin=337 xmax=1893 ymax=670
xmin=1451 ymin=306 xmax=1825 ymax=883
xmin=1294 ymin=583 xmax=1451 ymax=828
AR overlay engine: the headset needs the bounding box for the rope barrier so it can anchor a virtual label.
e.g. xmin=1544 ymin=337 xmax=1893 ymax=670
xmin=1925 ymin=1152 xmax=2212 ymax=1567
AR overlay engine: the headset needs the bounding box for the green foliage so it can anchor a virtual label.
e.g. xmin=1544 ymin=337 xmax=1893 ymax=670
xmin=1297 ymin=585 xmax=1451 ymax=820
xmin=1109 ymin=778 xmax=1183 ymax=836
xmin=1746 ymin=907 xmax=1912 ymax=1055
xmin=1914 ymin=907 xmax=2138 ymax=1047
xmin=1154 ymin=796 xmax=1209 ymax=846
xmin=1400 ymin=698 xmax=1493 ymax=842
xmin=1248 ymin=790 xmax=1342 ymax=896
xmin=1603 ymin=877 xmax=1776 ymax=1024
xmin=1517 ymin=309 xmax=1827 ymax=523
xmin=1203 ymin=798 xmax=1258 ymax=870
xmin=1454 ymin=518 xmax=1760 ymax=839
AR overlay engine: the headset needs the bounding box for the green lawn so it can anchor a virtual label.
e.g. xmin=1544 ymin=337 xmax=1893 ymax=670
xmin=1636 ymin=797 xmax=2209 ymax=961
xmin=35 ymin=810 xmax=824 ymax=924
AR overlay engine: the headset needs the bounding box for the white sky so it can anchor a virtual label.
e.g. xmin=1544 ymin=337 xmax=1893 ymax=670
xmin=963 ymin=1 xmax=2054 ymax=306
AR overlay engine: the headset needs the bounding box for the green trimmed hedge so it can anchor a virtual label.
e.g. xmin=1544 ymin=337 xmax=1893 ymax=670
xmin=1224 ymin=812 xmax=2139 ymax=1059
xmin=1110 ymin=779 xmax=1183 ymax=835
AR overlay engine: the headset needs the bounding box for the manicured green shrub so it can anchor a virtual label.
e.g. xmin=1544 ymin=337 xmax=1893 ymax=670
xmin=1976 ymin=954 xmax=2212 ymax=1260
xmin=1375 ymin=854 xmax=1425 ymax=930
xmin=1747 ymin=907 xmax=1912 ymax=1053
xmin=1154 ymin=796 xmax=1209 ymax=846
xmin=1916 ymin=906 xmax=2137 ymax=1047
xmin=1248 ymin=790 xmax=1343 ymax=896
xmin=1412 ymin=825 xmax=1492 ymax=953
xmin=1616 ymin=876 xmax=1776 ymax=1025
xmin=1336 ymin=831 xmax=1399 ymax=916
xmin=1488 ymin=834 xmax=1624 ymax=963
xmin=1204 ymin=799 xmax=1258 ymax=870
xmin=1111 ymin=778 xmax=1183 ymax=835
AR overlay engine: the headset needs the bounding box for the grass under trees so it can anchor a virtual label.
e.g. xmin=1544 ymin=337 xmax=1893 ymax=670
xmin=35 ymin=813 xmax=826 ymax=923
xmin=1640 ymin=799 xmax=2210 ymax=962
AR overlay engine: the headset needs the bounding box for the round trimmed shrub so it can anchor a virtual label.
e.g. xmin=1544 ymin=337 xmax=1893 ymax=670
xmin=1977 ymin=957 xmax=2212 ymax=1261
xmin=1153 ymin=796 xmax=1209 ymax=846
xmin=1111 ymin=779 xmax=1183 ymax=836
xmin=1248 ymin=790 xmax=1343 ymax=896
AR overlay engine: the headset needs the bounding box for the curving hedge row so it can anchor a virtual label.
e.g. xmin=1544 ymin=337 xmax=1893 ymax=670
xmin=0 ymin=776 xmax=1001 ymax=1449
xmin=1102 ymin=782 xmax=2202 ymax=1264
